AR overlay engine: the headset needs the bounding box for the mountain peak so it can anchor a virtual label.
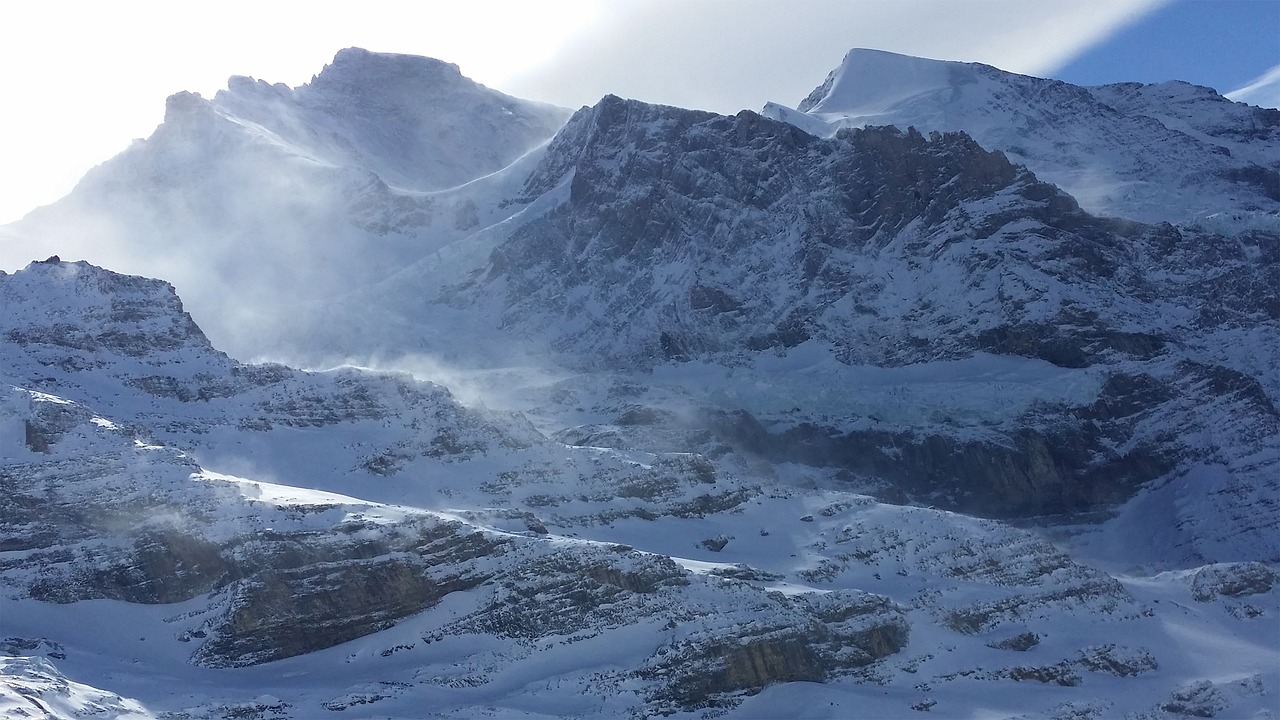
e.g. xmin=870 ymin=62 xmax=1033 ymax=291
xmin=161 ymin=89 xmax=211 ymax=123
xmin=779 ymin=48 xmax=1280 ymax=227
xmin=325 ymin=46 xmax=461 ymax=77
xmin=307 ymin=47 xmax=465 ymax=98
xmin=797 ymin=48 xmax=981 ymax=114
xmin=2 ymin=259 xmax=217 ymax=361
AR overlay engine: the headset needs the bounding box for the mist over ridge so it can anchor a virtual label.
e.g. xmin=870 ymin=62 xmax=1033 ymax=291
xmin=1 ymin=46 xmax=1277 ymax=719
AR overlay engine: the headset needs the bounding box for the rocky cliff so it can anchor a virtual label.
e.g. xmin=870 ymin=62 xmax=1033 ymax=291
xmin=1 ymin=47 xmax=1277 ymax=719
xmin=1 ymin=259 xmax=1210 ymax=719
xmin=441 ymin=96 xmax=1278 ymax=558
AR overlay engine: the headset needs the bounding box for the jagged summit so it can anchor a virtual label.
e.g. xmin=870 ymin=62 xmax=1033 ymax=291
xmin=769 ymin=48 xmax=1280 ymax=228
xmin=476 ymin=96 xmax=1062 ymax=367
xmin=310 ymin=46 xmax=465 ymax=89
xmin=206 ymin=46 xmax=570 ymax=191
xmin=519 ymin=94 xmax=722 ymax=199
xmin=160 ymin=88 xmax=210 ymax=121
xmin=48 ymin=46 xmax=570 ymax=199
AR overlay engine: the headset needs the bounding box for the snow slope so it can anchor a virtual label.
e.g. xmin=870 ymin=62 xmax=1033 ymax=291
xmin=764 ymin=48 xmax=1280 ymax=229
xmin=2 ymin=258 xmax=1278 ymax=719
xmin=1 ymin=48 xmax=1278 ymax=719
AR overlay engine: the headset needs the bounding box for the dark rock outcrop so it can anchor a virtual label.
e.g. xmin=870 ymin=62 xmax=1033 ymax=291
xmin=195 ymin=550 xmax=491 ymax=667
xmin=639 ymin=590 xmax=909 ymax=712
xmin=1190 ymin=563 xmax=1278 ymax=602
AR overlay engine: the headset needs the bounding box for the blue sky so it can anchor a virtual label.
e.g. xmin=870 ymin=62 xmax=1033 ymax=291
xmin=1056 ymin=0 xmax=1280 ymax=92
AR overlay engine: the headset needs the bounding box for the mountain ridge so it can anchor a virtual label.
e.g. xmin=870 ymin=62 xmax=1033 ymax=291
xmin=2 ymin=47 xmax=1278 ymax=719
xmin=3 ymin=49 xmax=571 ymax=358
xmin=767 ymin=47 xmax=1280 ymax=228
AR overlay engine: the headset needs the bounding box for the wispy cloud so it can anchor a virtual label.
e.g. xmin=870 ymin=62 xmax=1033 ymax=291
xmin=1227 ymin=64 xmax=1280 ymax=109
xmin=501 ymin=0 xmax=1169 ymax=114
xmin=0 ymin=0 xmax=600 ymax=227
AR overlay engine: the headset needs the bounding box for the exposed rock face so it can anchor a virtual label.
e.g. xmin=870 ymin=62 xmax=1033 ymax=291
xmin=45 ymin=529 xmax=231 ymax=605
xmin=8 ymin=60 xmax=1276 ymax=565
xmin=704 ymin=409 xmax=1172 ymax=518
xmin=637 ymin=590 xmax=910 ymax=713
xmin=3 ymin=258 xmax=215 ymax=362
xmin=0 ymin=638 xmax=65 ymax=660
xmin=471 ymin=96 xmax=1164 ymax=369
xmin=1190 ymin=563 xmax=1278 ymax=602
xmin=510 ymin=95 xmax=1277 ymax=373
xmin=0 ymin=385 xmax=510 ymax=668
xmin=2 ymin=48 xmax=1278 ymax=720
xmin=439 ymin=94 xmax=1279 ymax=541
xmin=196 ymin=543 xmax=494 ymax=667
xmin=701 ymin=353 xmax=1280 ymax=527
xmin=937 ymin=644 xmax=1156 ymax=692
xmin=450 ymin=548 xmax=691 ymax=640
xmin=988 ymin=632 xmax=1040 ymax=651
xmin=778 ymin=498 xmax=1141 ymax=635
xmin=0 ymin=258 xmax=541 ymax=494
xmin=1161 ymin=680 xmax=1230 ymax=718
xmin=1076 ymin=644 xmax=1159 ymax=678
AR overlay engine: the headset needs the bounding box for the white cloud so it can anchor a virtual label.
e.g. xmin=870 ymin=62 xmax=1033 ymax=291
xmin=499 ymin=0 xmax=1169 ymax=113
xmin=1227 ymin=64 xmax=1280 ymax=109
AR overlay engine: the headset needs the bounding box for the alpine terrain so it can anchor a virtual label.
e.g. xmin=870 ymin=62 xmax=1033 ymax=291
xmin=1 ymin=48 xmax=1277 ymax=719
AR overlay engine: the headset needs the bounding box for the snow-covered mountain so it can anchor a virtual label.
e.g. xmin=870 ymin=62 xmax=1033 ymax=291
xmin=2 ymin=48 xmax=1279 ymax=719
xmin=763 ymin=48 xmax=1280 ymax=230
xmin=468 ymin=93 xmax=1280 ymax=559
xmin=3 ymin=258 xmax=1276 ymax=718
xmin=2 ymin=48 xmax=569 ymax=357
